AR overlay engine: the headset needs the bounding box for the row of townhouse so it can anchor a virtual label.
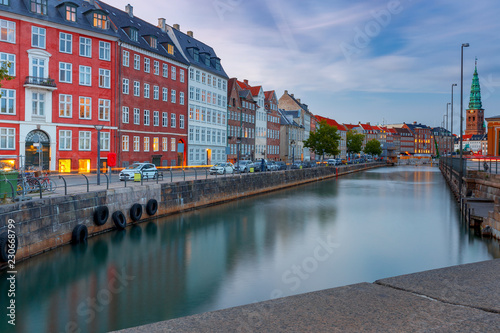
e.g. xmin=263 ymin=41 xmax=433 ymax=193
xmin=0 ymin=0 xmax=320 ymax=172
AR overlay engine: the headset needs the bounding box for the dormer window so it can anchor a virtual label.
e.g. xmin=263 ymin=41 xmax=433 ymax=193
xmin=150 ymin=37 xmax=157 ymax=49
xmin=193 ymin=48 xmax=199 ymax=62
xmin=93 ymin=13 xmax=108 ymax=29
xmin=31 ymin=0 xmax=47 ymax=15
xmin=65 ymin=5 xmax=77 ymax=22
xmin=0 ymin=0 xmax=9 ymax=6
xmin=129 ymin=28 xmax=138 ymax=42
xmin=204 ymin=55 xmax=210 ymax=66
xmin=214 ymin=58 xmax=221 ymax=70
xmin=167 ymin=44 xmax=174 ymax=55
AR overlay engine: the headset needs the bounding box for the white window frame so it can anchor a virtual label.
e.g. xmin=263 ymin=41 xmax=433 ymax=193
xmin=144 ymin=57 xmax=150 ymax=73
xmin=162 ymin=112 xmax=168 ymax=127
xmin=59 ymin=130 xmax=72 ymax=150
xmin=59 ymin=62 xmax=72 ymax=83
xmin=0 ymin=128 xmax=15 ymax=149
xmin=79 ymin=96 xmax=91 ymax=119
xmin=99 ymin=41 xmax=111 ymax=61
xmin=171 ymin=66 xmax=176 ymax=80
xmin=79 ymin=65 xmax=91 ymax=86
xmin=133 ymin=136 xmax=140 ymax=151
xmin=162 ymin=88 xmax=168 ymax=102
xmin=133 ymin=54 xmax=140 ymax=70
xmin=153 ymin=60 xmax=159 ymax=75
xmin=179 ymin=115 xmax=185 ymax=129
xmin=122 ymin=78 xmax=129 ymax=94
xmin=153 ymin=111 xmax=159 ymax=126
xmin=98 ymin=99 xmax=110 ymax=121
xmin=99 ymin=68 xmax=110 ymax=88
xmin=144 ymin=109 xmax=150 ymax=126
xmin=162 ymin=137 xmax=168 ymax=151
xmin=162 ymin=63 xmax=168 ymax=77
xmin=133 ymin=81 xmax=140 ymax=97
xmin=144 ymin=137 xmax=150 ymax=152
xmin=144 ymin=83 xmax=150 ymax=99
xmin=170 ymin=113 xmax=176 ymax=128
xmin=0 ymin=19 xmax=15 ymax=43
xmin=122 ymin=106 xmax=129 ymax=124
xmin=133 ymin=108 xmax=140 ymax=125
xmin=59 ymin=94 xmax=72 ymax=118
xmin=100 ymin=132 xmax=110 ymax=151
xmin=123 ymin=50 xmax=129 ymax=67
xmin=79 ymin=131 xmax=91 ymax=151
xmin=59 ymin=32 xmax=72 ymax=54
xmin=153 ymin=85 xmax=159 ymax=100
xmin=0 ymin=89 xmax=15 ymax=115
xmin=179 ymin=92 xmax=184 ymax=105
xmin=32 ymin=92 xmax=45 ymax=116
xmin=79 ymin=37 xmax=92 ymax=57
xmin=31 ymin=26 xmax=46 ymax=49
xmin=122 ymin=135 xmax=129 ymax=151
xmin=171 ymin=89 xmax=176 ymax=103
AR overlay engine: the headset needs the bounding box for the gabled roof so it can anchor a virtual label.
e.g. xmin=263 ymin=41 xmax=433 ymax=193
xmin=358 ymin=123 xmax=375 ymax=131
xmin=97 ymin=1 xmax=188 ymax=65
xmin=237 ymin=81 xmax=262 ymax=97
xmin=264 ymin=90 xmax=276 ymax=102
xmin=343 ymin=124 xmax=361 ymax=131
xmin=2 ymin=0 xmax=119 ymax=38
xmin=314 ymin=115 xmax=346 ymax=131
xmin=284 ymin=110 xmax=300 ymax=119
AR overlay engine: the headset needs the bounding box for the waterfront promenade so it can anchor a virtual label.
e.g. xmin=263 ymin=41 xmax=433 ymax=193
xmin=115 ymin=259 xmax=500 ymax=332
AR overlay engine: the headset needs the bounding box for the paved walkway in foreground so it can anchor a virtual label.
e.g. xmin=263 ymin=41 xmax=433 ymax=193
xmin=113 ymin=259 xmax=500 ymax=332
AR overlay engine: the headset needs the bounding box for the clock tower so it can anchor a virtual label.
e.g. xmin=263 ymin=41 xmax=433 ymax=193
xmin=465 ymin=59 xmax=485 ymax=136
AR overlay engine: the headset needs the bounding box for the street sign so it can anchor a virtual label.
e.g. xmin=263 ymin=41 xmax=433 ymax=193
xmin=33 ymin=143 xmax=40 ymax=147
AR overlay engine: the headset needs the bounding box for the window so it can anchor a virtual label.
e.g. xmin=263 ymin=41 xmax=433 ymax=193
xmin=133 ymin=108 xmax=140 ymax=124
xmin=79 ymin=66 xmax=91 ymax=86
xmin=0 ymin=89 xmax=14 ymax=114
xmin=171 ymin=90 xmax=176 ymax=103
xmin=189 ymin=107 xmax=194 ymax=120
xmin=133 ymin=81 xmax=140 ymax=96
xmin=93 ymin=13 xmax=108 ymax=29
xmin=144 ymin=83 xmax=150 ymax=98
xmin=32 ymin=92 xmax=45 ymax=116
xmin=0 ymin=53 xmax=14 ymax=77
xmin=180 ymin=92 xmax=184 ymax=105
xmin=162 ymin=138 xmax=168 ymax=151
xmin=122 ymin=106 xmax=129 ymax=124
xmin=195 ymin=70 xmax=200 ymax=82
xmin=153 ymin=137 xmax=159 ymax=152
xmin=153 ymin=86 xmax=159 ymax=100
xmin=59 ymin=94 xmax=72 ymax=118
xmin=154 ymin=60 xmax=159 ymax=75
xmin=180 ymin=69 xmax=185 ymax=83
xmin=99 ymin=41 xmax=110 ymax=60
xmin=130 ymin=28 xmax=138 ymax=42
xmin=98 ymin=99 xmax=110 ymax=121
xmin=100 ymin=132 xmax=110 ymax=151
xmin=195 ymin=88 xmax=200 ymax=101
xmin=162 ymin=112 xmax=168 ymax=127
xmin=202 ymin=73 xmax=206 ymax=84
xmin=0 ymin=128 xmax=14 ymax=149
xmin=144 ymin=137 xmax=150 ymax=151
xmin=201 ymin=90 xmax=206 ymax=103
xmin=189 ymin=87 xmax=194 ymax=100
xmin=79 ymin=97 xmax=91 ymax=119
xmin=144 ymin=57 xmax=150 ymax=73
xmin=122 ymin=78 xmax=129 ymax=94
xmin=189 ymin=128 xmax=194 ymax=141
xmin=99 ymin=69 xmax=110 ymax=88
xmin=31 ymin=0 xmax=47 ymax=15
xmin=167 ymin=44 xmax=174 ymax=55
xmin=153 ymin=111 xmax=159 ymax=126
xmin=144 ymin=110 xmax=150 ymax=126
xmin=59 ymin=130 xmax=72 ymax=150
xmin=171 ymin=138 xmax=176 ymax=152
xmin=133 ymin=54 xmax=140 ymax=70
xmin=171 ymin=66 xmax=176 ymax=80
xmin=123 ymin=50 xmax=129 ymax=67
xmin=170 ymin=113 xmax=176 ymax=128
xmin=133 ymin=136 xmax=140 ymax=151
xmin=122 ymin=135 xmax=129 ymax=151
xmin=179 ymin=115 xmax=185 ymax=129
xmin=32 ymin=26 xmax=46 ymax=48
xmin=79 ymin=37 xmax=91 ymax=57
xmin=59 ymin=33 xmax=72 ymax=53
xmin=79 ymin=131 xmax=91 ymax=150
xmin=0 ymin=19 xmax=15 ymax=43
xmin=162 ymin=88 xmax=168 ymax=102
xmin=207 ymin=92 xmax=211 ymax=104
xmin=162 ymin=63 xmax=168 ymax=77
xmin=65 ymin=5 xmax=76 ymax=22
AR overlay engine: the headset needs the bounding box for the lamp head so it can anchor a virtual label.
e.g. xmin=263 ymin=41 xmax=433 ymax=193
xmin=462 ymin=43 xmax=470 ymax=47
xmin=452 ymin=83 xmax=457 ymax=87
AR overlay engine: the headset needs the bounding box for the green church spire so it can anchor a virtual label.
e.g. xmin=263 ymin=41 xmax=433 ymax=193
xmin=468 ymin=58 xmax=483 ymax=109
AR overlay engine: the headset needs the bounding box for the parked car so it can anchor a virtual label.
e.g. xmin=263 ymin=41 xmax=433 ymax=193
xmin=327 ymin=159 xmax=336 ymax=166
xmin=209 ymin=162 xmax=235 ymax=175
xmin=267 ymin=162 xmax=279 ymax=171
xmin=291 ymin=162 xmax=302 ymax=169
xmin=119 ymin=163 xmax=158 ymax=181
xmin=275 ymin=161 xmax=287 ymax=170
xmin=235 ymin=160 xmax=253 ymax=173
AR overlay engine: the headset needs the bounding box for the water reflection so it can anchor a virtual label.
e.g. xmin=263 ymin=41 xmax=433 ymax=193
xmin=0 ymin=166 xmax=498 ymax=333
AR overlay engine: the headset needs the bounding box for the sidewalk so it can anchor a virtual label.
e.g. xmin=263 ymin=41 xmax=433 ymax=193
xmin=113 ymin=259 xmax=500 ymax=332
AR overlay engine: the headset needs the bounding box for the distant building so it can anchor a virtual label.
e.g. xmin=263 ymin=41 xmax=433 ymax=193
xmin=264 ymin=90 xmax=281 ymax=161
xmin=486 ymin=115 xmax=500 ymax=155
xmin=279 ymin=109 xmax=303 ymax=162
xmin=314 ymin=115 xmax=347 ymax=159
xmin=465 ymin=61 xmax=486 ymax=136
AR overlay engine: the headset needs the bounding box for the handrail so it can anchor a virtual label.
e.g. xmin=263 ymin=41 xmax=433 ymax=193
xmin=58 ymin=175 xmax=67 ymax=195
xmin=103 ymin=173 xmax=109 ymax=189
xmin=82 ymin=174 xmax=89 ymax=192
xmin=33 ymin=177 xmax=42 ymax=199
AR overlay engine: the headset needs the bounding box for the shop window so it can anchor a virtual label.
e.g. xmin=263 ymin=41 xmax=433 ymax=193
xmin=78 ymin=159 xmax=90 ymax=173
xmin=59 ymin=159 xmax=71 ymax=173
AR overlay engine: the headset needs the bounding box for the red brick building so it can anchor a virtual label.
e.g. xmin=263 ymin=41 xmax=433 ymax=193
xmin=264 ymin=90 xmax=280 ymax=161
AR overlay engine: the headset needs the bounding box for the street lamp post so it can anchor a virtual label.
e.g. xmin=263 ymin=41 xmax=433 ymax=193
xmin=94 ymin=125 xmax=104 ymax=185
xmin=459 ymin=43 xmax=469 ymax=198
xmin=291 ymin=140 xmax=295 ymax=165
xmin=446 ymin=102 xmax=451 ymax=155
xmin=236 ymin=137 xmax=241 ymax=172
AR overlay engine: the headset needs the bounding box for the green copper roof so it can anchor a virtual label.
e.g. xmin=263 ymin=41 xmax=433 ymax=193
xmin=468 ymin=61 xmax=483 ymax=109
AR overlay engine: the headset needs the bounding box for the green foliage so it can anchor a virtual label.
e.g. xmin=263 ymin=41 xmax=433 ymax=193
xmin=0 ymin=62 xmax=13 ymax=96
xmin=303 ymin=120 xmax=341 ymax=159
xmin=346 ymin=130 xmax=364 ymax=155
xmin=364 ymin=139 xmax=382 ymax=156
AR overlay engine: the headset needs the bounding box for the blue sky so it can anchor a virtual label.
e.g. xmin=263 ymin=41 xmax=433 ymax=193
xmin=104 ymin=0 xmax=500 ymax=133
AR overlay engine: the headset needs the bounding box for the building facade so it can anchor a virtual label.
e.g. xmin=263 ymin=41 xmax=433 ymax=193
xmin=264 ymin=90 xmax=280 ymax=161
xmin=465 ymin=62 xmax=485 ymax=136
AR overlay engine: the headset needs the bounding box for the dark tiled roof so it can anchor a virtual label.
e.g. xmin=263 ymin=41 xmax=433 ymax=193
xmin=284 ymin=110 xmax=300 ymax=118
xmin=1 ymin=0 xmax=119 ymax=38
xmin=96 ymin=1 xmax=188 ymax=65
xmin=170 ymin=27 xmax=228 ymax=78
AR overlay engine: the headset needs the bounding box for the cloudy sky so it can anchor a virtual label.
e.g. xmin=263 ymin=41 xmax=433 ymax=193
xmin=103 ymin=0 xmax=500 ymax=133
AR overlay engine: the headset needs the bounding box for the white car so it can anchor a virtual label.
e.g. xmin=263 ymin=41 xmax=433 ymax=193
xmin=209 ymin=162 xmax=235 ymax=175
xmin=119 ymin=163 xmax=158 ymax=180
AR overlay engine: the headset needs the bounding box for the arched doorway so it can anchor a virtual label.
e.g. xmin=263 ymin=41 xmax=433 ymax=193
xmin=25 ymin=130 xmax=50 ymax=170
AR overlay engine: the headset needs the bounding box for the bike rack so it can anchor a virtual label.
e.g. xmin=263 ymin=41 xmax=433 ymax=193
xmin=194 ymin=169 xmax=197 ymax=180
xmin=169 ymin=169 xmax=173 ymax=182
xmin=58 ymin=175 xmax=67 ymax=195
xmin=182 ymin=169 xmax=185 ymax=181
xmin=82 ymin=174 xmax=89 ymax=192
xmin=33 ymin=177 xmax=42 ymax=199
xmin=140 ymin=171 xmax=144 ymax=186
xmin=3 ymin=179 xmax=14 ymax=199
xmin=205 ymin=168 xmax=208 ymax=179
xmin=103 ymin=173 xmax=109 ymax=189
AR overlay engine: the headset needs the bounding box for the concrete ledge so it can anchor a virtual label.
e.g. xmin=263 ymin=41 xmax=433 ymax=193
xmin=113 ymin=260 xmax=500 ymax=333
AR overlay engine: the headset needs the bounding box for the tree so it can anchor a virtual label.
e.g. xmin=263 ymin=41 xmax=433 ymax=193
xmin=303 ymin=120 xmax=341 ymax=160
xmin=346 ymin=130 xmax=364 ymax=158
xmin=0 ymin=62 xmax=13 ymax=96
xmin=364 ymin=139 xmax=382 ymax=156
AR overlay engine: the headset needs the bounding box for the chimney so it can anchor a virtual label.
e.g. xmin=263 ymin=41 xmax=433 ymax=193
xmin=173 ymin=24 xmax=180 ymax=30
xmin=284 ymin=90 xmax=288 ymax=95
xmin=297 ymin=98 xmax=301 ymax=103
xmin=125 ymin=4 xmax=133 ymax=17
xmin=187 ymin=31 xmax=193 ymax=37
xmin=291 ymin=94 xmax=294 ymax=98
xmin=413 ymin=121 xmax=417 ymax=125
xmin=158 ymin=18 xmax=166 ymax=32
xmin=367 ymin=122 xmax=370 ymax=125
xmin=244 ymin=79 xmax=249 ymax=85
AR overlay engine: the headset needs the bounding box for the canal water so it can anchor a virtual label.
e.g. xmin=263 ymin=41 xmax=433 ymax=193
xmin=1 ymin=166 xmax=499 ymax=333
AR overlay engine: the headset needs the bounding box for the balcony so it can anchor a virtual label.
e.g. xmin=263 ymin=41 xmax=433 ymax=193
xmin=24 ymin=76 xmax=57 ymax=90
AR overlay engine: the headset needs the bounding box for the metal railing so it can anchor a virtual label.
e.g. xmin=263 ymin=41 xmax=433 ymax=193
xmin=24 ymin=76 xmax=57 ymax=87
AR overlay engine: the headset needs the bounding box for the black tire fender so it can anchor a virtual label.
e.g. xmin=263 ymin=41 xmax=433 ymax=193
xmin=146 ymin=199 xmax=158 ymax=216
xmin=112 ymin=211 xmax=127 ymax=230
xmin=130 ymin=203 xmax=143 ymax=222
xmin=0 ymin=232 xmax=18 ymax=262
xmin=72 ymin=224 xmax=88 ymax=244
xmin=93 ymin=206 xmax=109 ymax=226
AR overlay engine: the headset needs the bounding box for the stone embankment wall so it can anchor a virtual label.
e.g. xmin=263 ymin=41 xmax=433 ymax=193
xmin=0 ymin=164 xmax=382 ymax=264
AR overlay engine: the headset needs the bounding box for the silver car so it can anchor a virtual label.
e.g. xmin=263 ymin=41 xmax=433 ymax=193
xmin=209 ymin=162 xmax=235 ymax=175
xmin=119 ymin=163 xmax=158 ymax=180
